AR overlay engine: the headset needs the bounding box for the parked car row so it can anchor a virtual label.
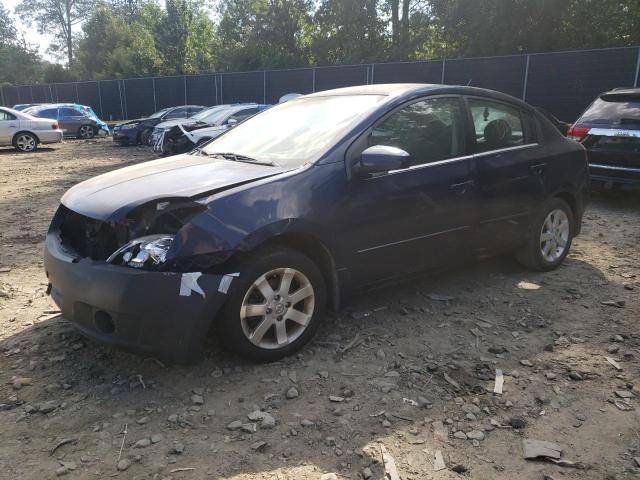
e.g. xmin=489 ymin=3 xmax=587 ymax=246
xmin=0 ymin=106 xmax=64 ymax=152
xmin=112 ymin=103 xmax=272 ymax=155
xmin=1 ymin=102 xmax=111 ymax=152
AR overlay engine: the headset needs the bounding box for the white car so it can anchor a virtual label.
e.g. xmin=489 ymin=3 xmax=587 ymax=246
xmin=0 ymin=106 xmax=64 ymax=152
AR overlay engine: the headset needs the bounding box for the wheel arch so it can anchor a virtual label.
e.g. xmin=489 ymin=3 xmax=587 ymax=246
xmin=551 ymin=190 xmax=581 ymax=235
xmin=222 ymin=232 xmax=341 ymax=313
xmin=12 ymin=130 xmax=40 ymax=145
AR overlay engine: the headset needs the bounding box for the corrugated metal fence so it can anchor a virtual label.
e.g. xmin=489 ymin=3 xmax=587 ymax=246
xmin=1 ymin=46 xmax=639 ymax=122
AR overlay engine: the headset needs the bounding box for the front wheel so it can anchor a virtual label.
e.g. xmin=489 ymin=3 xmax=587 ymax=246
xmin=516 ymin=198 xmax=574 ymax=271
xmin=219 ymin=247 xmax=326 ymax=362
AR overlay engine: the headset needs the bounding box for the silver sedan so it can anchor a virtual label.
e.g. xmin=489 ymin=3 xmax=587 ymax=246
xmin=0 ymin=107 xmax=64 ymax=152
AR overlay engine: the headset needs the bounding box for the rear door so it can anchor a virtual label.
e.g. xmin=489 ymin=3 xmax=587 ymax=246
xmin=467 ymin=97 xmax=546 ymax=253
xmin=0 ymin=109 xmax=18 ymax=144
xmin=59 ymin=107 xmax=84 ymax=135
xmin=344 ymin=95 xmax=477 ymax=287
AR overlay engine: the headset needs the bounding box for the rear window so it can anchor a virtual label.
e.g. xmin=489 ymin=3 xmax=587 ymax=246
xmin=580 ymin=95 xmax=640 ymax=126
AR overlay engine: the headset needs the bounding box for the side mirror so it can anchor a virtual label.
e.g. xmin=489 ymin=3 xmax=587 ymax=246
xmin=355 ymin=145 xmax=410 ymax=175
xmin=227 ymin=118 xmax=238 ymax=127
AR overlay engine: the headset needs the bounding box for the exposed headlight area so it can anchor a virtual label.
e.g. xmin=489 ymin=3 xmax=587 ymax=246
xmin=119 ymin=123 xmax=138 ymax=130
xmin=52 ymin=200 xmax=207 ymax=270
xmin=107 ymin=234 xmax=175 ymax=269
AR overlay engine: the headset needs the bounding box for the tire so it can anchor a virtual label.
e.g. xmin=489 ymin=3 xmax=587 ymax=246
xmin=516 ymin=198 xmax=574 ymax=271
xmin=13 ymin=132 xmax=38 ymax=152
xmin=219 ymin=246 xmax=326 ymax=362
xmin=78 ymin=124 xmax=96 ymax=139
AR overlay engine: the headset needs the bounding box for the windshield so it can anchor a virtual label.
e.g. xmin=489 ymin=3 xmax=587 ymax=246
xmin=149 ymin=108 xmax=171 ymax=119
xmin=190 ymin=106 xmax=227 ymax=122
xmin=202 ymin=95 xmax=385 ymax=166
xmin=580 ymin=96 xmax=640 ymax=125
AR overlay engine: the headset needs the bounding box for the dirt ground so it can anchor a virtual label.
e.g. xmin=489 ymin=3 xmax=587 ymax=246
xmin=0 ymin=138 xmax=639 ymax=480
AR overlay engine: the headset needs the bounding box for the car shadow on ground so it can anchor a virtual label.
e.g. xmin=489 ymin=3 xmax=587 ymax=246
xmin=0 ymin=147 xmax=57 ymax=156
xmin=0 ymin=253 xmax=613 ymax=479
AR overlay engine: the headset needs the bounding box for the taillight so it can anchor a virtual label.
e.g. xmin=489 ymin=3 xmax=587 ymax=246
xmin=52 ymin=122 xmax=59 ymax=130
xmin=567 ymin=125 xmax=590 ymax=141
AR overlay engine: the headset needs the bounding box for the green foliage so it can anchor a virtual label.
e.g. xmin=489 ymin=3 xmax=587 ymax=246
xmin=3 ymin=0 xmax=640 ymax=84
xmin=16 ymin=0 xmax=97 ymax=66
xmin=76 ymin=4 xmax=161 ymax=78
xmin=311 ymin=0 xmax=386 ymax=65
xmin=215 ymin=0 xmax=312 ymax=71
xmin=0 ymin=4 xmax=44 ymax=84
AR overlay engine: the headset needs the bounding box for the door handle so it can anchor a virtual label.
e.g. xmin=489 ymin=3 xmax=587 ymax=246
xmin=530 ymin=163 xmax=547 ymax=175
xmin=450 ymin=180 xmax=474 ymax=195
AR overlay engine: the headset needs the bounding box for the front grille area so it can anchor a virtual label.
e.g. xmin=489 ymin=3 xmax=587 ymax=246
xmin=53 ymin=206 xmax=121 ymax=260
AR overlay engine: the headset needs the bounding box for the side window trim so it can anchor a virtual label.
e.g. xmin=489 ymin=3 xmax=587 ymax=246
xmin=464 ymin=95 xmax=539 ymax=154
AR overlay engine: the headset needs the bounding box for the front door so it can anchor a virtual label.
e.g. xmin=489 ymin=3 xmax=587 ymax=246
xmin=344 ymin=96 xmax=477 ymax=288
xmin=466 ymin=97 xmax=545 ymax=253
xmin=59 ymin=107 xmax=85 ymax=135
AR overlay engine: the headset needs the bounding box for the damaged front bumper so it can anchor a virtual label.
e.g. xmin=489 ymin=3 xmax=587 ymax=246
xmin=44 ymin=232 xmax=232 ymax=364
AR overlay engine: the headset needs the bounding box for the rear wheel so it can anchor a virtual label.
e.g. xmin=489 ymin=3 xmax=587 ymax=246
xmin=78 ymin=124 xmax=95 ymax=139
xmin=516 ymin=198 xmax=574 ymax=271
xmin=13 ymin=132 xmax=38 ymax=152
xmin=219 ymin=247 xmax=326 ymax=362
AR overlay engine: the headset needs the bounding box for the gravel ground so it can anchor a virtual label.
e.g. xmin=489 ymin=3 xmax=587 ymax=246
xmin=0 ymin=138 xmax=639 ymax=480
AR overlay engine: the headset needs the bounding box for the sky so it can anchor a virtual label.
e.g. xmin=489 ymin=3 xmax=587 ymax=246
xmin=3 ymin=0 xmax=56 ymax=61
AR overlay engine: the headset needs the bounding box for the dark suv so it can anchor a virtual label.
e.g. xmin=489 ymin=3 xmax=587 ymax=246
xmin=568 ymin=88 xmax=640 ymax=187
xmin=45 ymin=84 xmax=589 ymax=364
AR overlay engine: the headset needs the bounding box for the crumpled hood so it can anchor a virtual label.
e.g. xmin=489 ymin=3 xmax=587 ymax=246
xmin=114 ymin=118 xmax=144 ymax=128
xmin=154 ymin=118 xmax=193 ymax=130
xmin=61 ymin=154 xmax=291 ymax=221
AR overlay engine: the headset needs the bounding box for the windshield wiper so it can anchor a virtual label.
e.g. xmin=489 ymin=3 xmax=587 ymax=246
xmin=207 ymin=152 xmax=277 ymax=166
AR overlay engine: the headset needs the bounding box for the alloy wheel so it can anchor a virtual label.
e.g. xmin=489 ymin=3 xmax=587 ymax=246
xmin=540 ymin=208 xmax=569 ymax=263
xmin=240 ymin=268 xmax=315 ymax=350
xmin=16 ymin=134 xmax=36 ymax=152
xmin=79 ymin=125 xmax=95 ymax=139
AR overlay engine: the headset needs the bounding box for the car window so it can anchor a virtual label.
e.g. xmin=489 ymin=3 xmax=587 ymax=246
xmin=0 ymin=110 xmax=16 ymax=121
xmin=165 ymin=108 xmax=186 ymax=119
xmin=469 ymin=99 xmax=525 ymax=152
xmin=370 ymin=97 xmax=465 ymax=166
xmin=149 ymin=107 xmax=171 ymax=119
xmin=229 ymin=108 xmax=259 ymax=123
xmin=34 ymin=108 xmax=59 ymax=119
xmin=60 ymin=107 xmax=83 ymax=118
xmin=580 ymin=95 xmax=640 ymax=125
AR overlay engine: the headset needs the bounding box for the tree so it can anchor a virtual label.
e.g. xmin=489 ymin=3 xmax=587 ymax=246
xmin=311 ymin=0 xmax=386 ymax=65
xmin=76 ymin=4 xmax=161 ymax=78
xmin=16 ymin=0 xmax=96 ymax=66
xmin=0 ymin=4 xmax=43 ymax=84
xmin=215 ymin=0 xmax=312 ymax=71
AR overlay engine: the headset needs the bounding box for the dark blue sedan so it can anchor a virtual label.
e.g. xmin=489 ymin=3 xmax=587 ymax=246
xmin=44 ymin=84 xmax=589 ymax=363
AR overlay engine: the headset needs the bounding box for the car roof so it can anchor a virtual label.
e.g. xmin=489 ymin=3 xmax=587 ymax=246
xmin=169 ymin=105 xmax=205 ymax=109
xmin=600 ymin=88 xmax=640 ymax=100
xmin=604 ymin=87 xmax=640 ymax=95
xmin=30 ymin=103 xmax=85 ymax=110
xmin=305 ymin=83 xmax=536 ymax=111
